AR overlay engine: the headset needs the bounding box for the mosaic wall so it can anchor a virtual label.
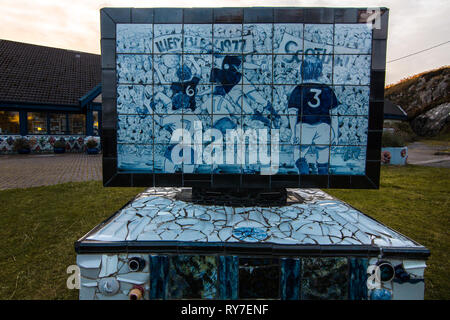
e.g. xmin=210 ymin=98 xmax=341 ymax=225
xmin=0 ymin=135 xmax=101 ymax=154
xmin=77 ymin=253 xmax=426 ymax=300
xmin=115 ymin=22 xmax=372 ymax=176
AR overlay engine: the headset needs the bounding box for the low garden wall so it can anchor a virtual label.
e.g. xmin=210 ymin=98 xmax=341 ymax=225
xmin=0 ymin=135 xmax=101 ymax=154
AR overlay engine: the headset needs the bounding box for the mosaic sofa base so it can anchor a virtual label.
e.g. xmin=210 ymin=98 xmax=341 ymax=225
xmin=75 ymin=188 xmax=429 ymax=300
xmin=77 ymin=254 xmax=426 ymax=300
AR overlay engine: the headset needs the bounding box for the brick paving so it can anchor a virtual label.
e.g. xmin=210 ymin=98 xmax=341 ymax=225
xmin=0 ymin=153 xmax=102 ymax=190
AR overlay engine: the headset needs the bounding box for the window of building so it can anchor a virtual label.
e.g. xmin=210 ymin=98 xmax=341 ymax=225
xmin=49 ymin=113 xmax=67 ymax=134
xmin=27 ymin=112 xmax=47 ymax=134
xmin=0 ymin=111 xmax=20 ymax=134
xmin=69 ymin=114 xmax=86 ymax=135
xmin=93 ymin=111 xmax=99 ymax=136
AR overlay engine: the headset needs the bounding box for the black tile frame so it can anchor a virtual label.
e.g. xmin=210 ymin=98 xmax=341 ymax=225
xmin=101 ymin=7 xmax=388 ymax=189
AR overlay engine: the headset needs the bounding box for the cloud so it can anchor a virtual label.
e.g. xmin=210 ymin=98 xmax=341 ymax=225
xmin=1 ymin=0 xmax=449 ymax=83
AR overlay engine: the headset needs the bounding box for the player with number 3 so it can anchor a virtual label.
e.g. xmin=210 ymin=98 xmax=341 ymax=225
xmin=288 ymin=55 xmax=339 ymax=175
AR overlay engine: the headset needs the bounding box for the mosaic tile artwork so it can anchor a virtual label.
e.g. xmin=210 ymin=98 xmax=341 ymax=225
xmin=0 ymin=135 xmax=100 ymax=154
xmin=301 ymin=257 xmax=348 ymax=300
xmin=78 ymin=253 xmax=372 ymax=300
xmin=77 ymin=251 xmax=427 ymax=300
xmin=239 ymin=258 xmax=280 ymax=299
xmin=280 ymin=258 xmax=302 ymax=300
xmin=76 ymin=188 xmax=428 ymax=300
xmin=167 ymin=255 xmax=217 ymax=299
xmin=115 ymin=22 xmax=372 ymax=176
xmin=85 ymin=188 xmax=423 ymax=248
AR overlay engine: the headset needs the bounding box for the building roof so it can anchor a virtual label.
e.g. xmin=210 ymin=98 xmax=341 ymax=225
xmin=0 ymin=40 xmax=100 ymax=107
xmin=384 ymin=99 xmax=408 ymax=120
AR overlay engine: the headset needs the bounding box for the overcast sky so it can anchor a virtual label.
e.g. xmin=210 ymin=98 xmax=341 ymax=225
xmin=1 ymin=0 xmax=449 ymax=84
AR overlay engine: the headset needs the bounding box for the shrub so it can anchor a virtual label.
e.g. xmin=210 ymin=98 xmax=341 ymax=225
xmin=86 ymin=138 xmax=98 ymax=149
xmin=13 ymin=137 xmax=30 ymax=151
xmin=382 ymin=131 xmax=406 ymax=147
xmin=393 ymin=121 xmax=418 ymax=143
xmin=53 ymin=138 xmax=66 ymax=149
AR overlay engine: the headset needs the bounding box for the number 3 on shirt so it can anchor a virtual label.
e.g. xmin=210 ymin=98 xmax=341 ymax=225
xmin=307 ymin=88 xmax=322 ymax=108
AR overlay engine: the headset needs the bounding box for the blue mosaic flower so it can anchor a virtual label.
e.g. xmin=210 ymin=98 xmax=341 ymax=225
xmin=370 ymin=288 xmax=392 ymax=300
xmin=232 ymin=227 xmax=268 ymax=242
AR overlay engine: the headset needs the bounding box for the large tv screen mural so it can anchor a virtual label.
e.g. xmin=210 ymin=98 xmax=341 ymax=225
xmin=101 ymin=8 xmax=388 ymax=188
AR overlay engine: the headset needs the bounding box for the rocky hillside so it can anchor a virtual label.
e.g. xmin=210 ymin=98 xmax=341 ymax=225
xmin=385 ymin=66 xmax=450 ymax=137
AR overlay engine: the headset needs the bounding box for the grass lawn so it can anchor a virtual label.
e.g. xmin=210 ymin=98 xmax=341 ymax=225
xmin=0 ymin=165 xmax=448 ymax=300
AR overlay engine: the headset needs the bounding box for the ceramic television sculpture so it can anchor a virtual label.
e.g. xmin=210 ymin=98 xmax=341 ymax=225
xmin=75 ymin=7 xmax=429 ymax=300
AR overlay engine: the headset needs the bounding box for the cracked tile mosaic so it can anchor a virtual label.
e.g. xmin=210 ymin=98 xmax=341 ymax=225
xmin=85 ymin=188 xmax=423 ymax=248
xmin=114 ymin=21 xmax=376 ymax=177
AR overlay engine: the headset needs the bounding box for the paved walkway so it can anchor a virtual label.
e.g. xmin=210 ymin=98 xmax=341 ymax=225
xmin=0 ymin=153 xmax=102 ymax=190
xmin=1 ymin=141 xmax=448 ymax=191
xmin=407 ymin=142 xmax=450 ymax=168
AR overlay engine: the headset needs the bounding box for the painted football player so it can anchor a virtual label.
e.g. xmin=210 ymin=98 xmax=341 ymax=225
xmin=288 ymin=55 xmax=339 ymax=175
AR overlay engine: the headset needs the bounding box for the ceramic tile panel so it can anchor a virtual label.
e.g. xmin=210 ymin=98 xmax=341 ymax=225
xmin=117 ymin=85 xmax=153 ymax=115
xmin=213 ymin=24 xmax=243 ymax=53
xmin=118 ymin=144 xmax=154 ymax=172
xmin=298 ymin=145 xmax=330 ymax=175
xmin=167 ymin=255 xmax=217 ymax=299
xmin=153 ymin=144 xmax=180 ymax=173
xmin=182 ymin=54 xmax=213 ymax=84
xmin=218 ymin=256 xmax=239 ymax=299
xmin=330 ymin=146 xmax=366 ymax=175
xmin=153 ymin=54 xmax=182 ymax=84
xmin=112 ymin=15 xmax=379 ymax=182
xmin=303 ymin=24 xmax=334 ymax=55
xmin=331 ymin=116 xmax=368 ymax=146
xmin=239 ymin=258 xmax=280 ymax=299
xmin=242 ymin=85 xmax=273 ymax=114
xmin=301 ymin=257 xmax=348 ymax=300
xmin=243 ymin=24 xmax=273 ymax=53
xmin=153 ymin=24 xmax=183 ymax=53
xmin=273 ymin=24 xmax=303 ymax=54
xmin=334 ymin=24 xmax=372 ymax=54
xmin=243 ymin=54 xmax=273 ymax=84
xmin=331 ymin=86 xmax=370 ymax=116
xmin=116 ymin=24 xmax=153 ymax=53
xmin=302 ymin=54 xmax=333 ymax=85
xmin=333 ymin=55 xmax=371 ymax=85
xmin=76 ymin=251 xmax=424 ymax=300
xmin=183 ymin=24 xmax=213 ymax=53
xmin=273 ymin=54 xmax=302 ymax=84
xmin=149 ymin=255 xmax=169 ymax=299
xmin=117 ymin=115 xmax=153 ymax=144
xmin=152 ymin=85 xmax=182 ymax=114
xmin=272 ymin=85 xmax=297 ymax=115
xmin=117 ymin=54 xmax=153 ymax=84
xmin=280 ymin=258 xmax=302 ymax=300
xmin=348 ymin=258 xmax=369 ymax=300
